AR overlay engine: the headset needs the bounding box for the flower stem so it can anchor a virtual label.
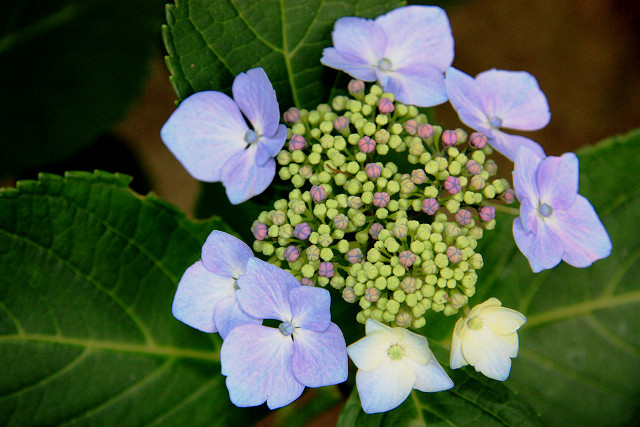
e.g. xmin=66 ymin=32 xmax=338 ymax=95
xmin=488 ymin=203 xmax=520 ymax=216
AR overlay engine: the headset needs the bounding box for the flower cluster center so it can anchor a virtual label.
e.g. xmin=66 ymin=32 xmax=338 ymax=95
xmin=489 ymin=115 xmax=503 ymax=129
xmin=467 ymin=316 xmax=483 ymax=330
xmin=244 ymin=129 xmax=258 ymax=144
xmin=388 ymin=344 xmax=404 ymax=360
xmin=539 ymin=203 xmax=553 ymax=217
xmin=279 ymin=321 xmax=295 ymax=336
xmin=377 ymin=58 xmax=393 ymax=72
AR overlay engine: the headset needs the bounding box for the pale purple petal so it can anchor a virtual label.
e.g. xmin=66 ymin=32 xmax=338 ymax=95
xmin=291 ymin=324 xmax=348 ymax=388
xmin=356 ymin=359 xmax=415 ymax=414
xmin=236 ymin=258 xmax=296 ymax=321
xmin=513 ymin=219 xmax=563 ymax=272
xmin=255 ymin=124 xmax=287 ymax=166
xmin=376 ymin=6 xmax=453 ymax=71
xmin=476 ymin=69 xmax=550 ymax=131
xmin=547 ymin=195 xmax=612 ymax=268
xmin=513 ymin=145 xmax=544 ymax=203
xmin=444 ymin=67 xmax=489 ymax=131
xmin=408 ymin=357 xmax=454 ymax=392
xmin=490 ymin=131 xmax=545 ymax=162
xmin=289 ymin=286 xmax=331 ymax=332
xmin=221 ymin=144 xmax=276 ymax=205
xmin=161 ymin=91 xmax=247 ymax=182
xmin=172 ymin=261 xmax=235 ymax=333
xmin=201 ymin=230 xmax=253 ymax=278
xmin=214 ymin=295 xmax=261 ymax=339
xmin=321 ymin=48 xmax=377 ymax=81
xmin=232 ymin=68 xmax=280 ymax=137
xmin=519 ymin=197 xmax=540 ymax=234
xmin=384 ymin=64 xmax=447 ymax=107
xmin=221 ymin=324 xmax=304 ymax=409
xmin=537 ymin=153 xmax=579 ymax=210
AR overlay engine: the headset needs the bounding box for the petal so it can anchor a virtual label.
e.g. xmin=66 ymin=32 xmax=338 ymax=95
xmin=519 ymin=197 xmax=540 ymax=234
xmin=171 ymin=261 xmax=235 ymax=333
xmin=214 ymin=295 xmax=261 ymax=339
xmin=450 ymin=318 xmax=468 ymax=369
xmin=546 ymin=195 xmax=613 ymax=268
xmin=356 ymin=359 xmax=415 ymax=414
xmin=365 ymin=318 xmax=392 ymax=335
xmin=160 ymin=91 xmax=247 ymax=182
xmin=444 ymin=67 xmax=489 ymax=131
xmin=384 ymin=64 xmax=447 ymax=107
xmin=232 ymin=68 xmax=280 ymax=137
xmin=537 ymin=153 xmax=579 ymax=210
xmin=221 ymin=144 xmax=276 ymax=205
xmin=256 ymin=124 xmax=287 ymax=165
xmin=461 ymin=327 xmax=516 ymax=381
xmin=320 ymin=48 xmax=377 ymax=81
xmin=376 ymin=6 xmax=453 ymax=71
xmin=481 ymin=306 xmax=527 ymax=336
xmin=291 ymin=324 xmax=348 ymax=387
xmin=513 ymin=219 xmax=563 ymax=273
xmin=201 ymin=230 xmax=253 ymax=278
xmin=221 ymin=324 xmax=304 ymax=409
xmin=490 ymin=131 xmax=545 ymax=163
xmin=476 ymin=69 xmax=550 ymax=131
xmin=396 ymin=328 xmax=430 ymax=365
xmin=236 ymin=258 xmax=296 ymax=321
xmin=513 ymin=144 xmax=544 ymax=203
xmin=288 ymin=286 xmax=331 ymax=332
xmin=409 ymin=357 xmax=454 ymax=392
xmin=348 ymin=330 xmax=390 ymax=372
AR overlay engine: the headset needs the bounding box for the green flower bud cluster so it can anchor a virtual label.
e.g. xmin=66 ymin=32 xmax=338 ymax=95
xmin=254 ymin=81 xmax=515 ymax=330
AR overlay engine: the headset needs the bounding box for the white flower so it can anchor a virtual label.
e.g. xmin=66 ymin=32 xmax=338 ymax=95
xmin=348 ymin=319 xmax=453 ymax=414
xmin=450 ymin=298 xmax=526 ymax=381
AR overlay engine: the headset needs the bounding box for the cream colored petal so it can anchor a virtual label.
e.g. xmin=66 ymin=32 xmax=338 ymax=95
xmin=450 ymin=317 xmax=468 ymax=369
xmin=348 ymin=330 xmax=390 ymax=372
xmin=461 ymin=327 xmax=513 ymax=381
xmin=481 ymin=306 xmax=527 ymax=335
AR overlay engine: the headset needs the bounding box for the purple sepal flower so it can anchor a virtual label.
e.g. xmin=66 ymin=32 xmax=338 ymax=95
xmin=373 ymin=192 xmax=391 ymax=207
xmin=221 ymin=259 xmax=348 ymax=409
xmin=512 ymin=146 xmax=612 ymax=272
xmin=444 ymin=176 xmax=462 ymax=194
xmin=422 ymin=198 xmax=439 ymax=215
xmin=479 ymin=206 xmax=496 ymax=222
xmin=294 ymin=223 xmax=312 ymax=240
xmin=172 ymin=231 xmax=261 ymax=339
xmin=321 ymin=6 xmax=454 ymax=107
xmin=444 ymin=67 xmax=550 ymax=161
xmin=161 ymin=68 xmax=286 ymax=204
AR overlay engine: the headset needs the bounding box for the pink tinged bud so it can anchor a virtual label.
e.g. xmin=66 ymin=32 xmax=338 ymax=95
xmin=417 ymin=124 xmax=434 ymax=139
xmin=310 ymin=185 xmax=327 ymax=202
xmin=252 ymin=223 xmax=268 ymax=240
xmin=479 ymin=206 xmax=496 ymax=222
xmin=347 ymin=195 xmax=362 ymax=209
xmin=333 ymin=116 xmax=349 ymax=131
xmin=373 ymin=192 xmax=391 ymax=207
xmin=284 ymin=245 xmax=300 ymax=262
xmin=300 ymin=278 xmax=315 ymax=286
xmin=294 ymin=222 xmax=312 ymax=240
xmin=470 ymin=132 xmax=488 ymax=149
xmin=442 ymin=129 xmax=458 ymax=147
xmin=456 ymin=209 xmax=473 ymax=226
xmin=422 ymin=198 xmax=439 ymax=215
xmin=342 ymin=287 xmax=356 ymax=303
xmin=365 ymin=163 xmax=382 ymax=179
xmin=348 ymin=79 xmax=365 ymax=94
xmin=404 ymin=119 xmax=418 ymax=135
xmin=283 ymin=107 xmax=300 ymax=123
xmin=358 ymin=136 xmax=376 ymax=153
xmin=369 ymin=223 xmax=384 ymax=239
xmin=378 ymin=97 xmax=395 ymax=114
xmin=503 ymin=189 xmax=516 ymax=204
xmin=289 ymin=134 xmax=306 ymax=151
xmin=465 ymin=160 xmax=482 ymax=175
xmin=398 ymin=250 xmax=417 ymax=268
xmin=400 ymin=277 xmax=417 ymax=293
xmin=347 ymin=248 xmax=364 ymax=264
xmin=299 ymin=166 xmax=312 ymax=178
xmin=319 ymin=262 xmax=335 ymax=277
xmin=446 ymin=246 xmax=462 ymax=264
xmin=411 ymin=169 xmax=427 ymax=184
xmin=364 ymin=287 xmax=380 ymax=302
xmin=444 ymin=176 xmax=462 ymax=194
xmin=333 ymin=214 xmax=349 ymax=230
xmin=485 ymin=160 xmax=498 ymax=175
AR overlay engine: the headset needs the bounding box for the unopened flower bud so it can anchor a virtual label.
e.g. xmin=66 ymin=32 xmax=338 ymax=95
xmin=319 ymin=262 xmax=335 ymax=277
xmin=333 ymin=213 xmax=349 ymax=230
xmin=253 ymin=223 xmax=268 ymax=240
xmin=400 ymin=277 xmax=418 ymax=294
xmin=393 ymin=223 xmax=408 ymax=239
xmin=342 ymin=287 xmax=356 ymax=303
xmin=294 ymin=222 xmax=312 ymax=240
xmin=469 ymin=132 xmax=487 ymax=149
xmin=310 ymin=185 xmax=327 ymax=202
xmin=446 ymin=246 xmax=462 ymax=264
xmin=404 ymin=119 xmax=418 ymax=135
xmin=348 ymin=79 xmax=365 ymax=94
xmin=442 ymin=129 xmax=458 ymax=147
xmin=469 ymin=175 xmax=485 ymax=191
xmin=422 ymin=198 xmax=439 ymax=215
xmin=398 ymin=250 xmax=416 ymax=268
xmin=479 ymin=205 xmax=496 ymax=222
xmin=417 ymin=124 xmax=434 ymax=139
xmin=378 ymin=97 xmax=395 ymax=114
xmin=284 ymin=245 xmax=300 ymax=262
xmin=369 ymin=222 xmax=384 ymax=239
xmin=484 ymin=160 xmax=498 ymax=175
xmin=444 ymin=176 xmax=462 ymax=194
xmin=347 ymin=248 xmax=364 ymax=264
xmin=465 ymin=160 xmax=482 ymax=175
xmin=270 ymin=210 xmax=286 ymax=225
xmin=289 ymin=134 xmax=306 ymax=151
xmin=364 ymin=287 xmax=380 ymax=302
xmin=502 ymin=189 xmax=516 ymax=204
xmin=365 ymin=163 xmax=382 ymax=179
xmin=411 ymin=169 xmax=427 ymax=184
xmin=332 ymin=116 xmax=349 ymax=131
xmin=395 ymin=312 xmax=412 ymax=327
xmin=373 ymin=192 xmax=391 ymax=208
xmin=358 ymin=136 xmax=376 ymax=153
xmin=299 ymin=278 xmax=314 ymax=287
xmin=455 ymin=209 xmax=473 ymax=226
xmin=283 ymin=107 xmax=300 ymax=123
xmin=298 ymin=165 xmax=312 ymax=178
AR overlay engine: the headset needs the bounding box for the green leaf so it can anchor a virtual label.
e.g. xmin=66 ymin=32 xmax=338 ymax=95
xmin=475 ymin=128 xmax=640 ymax=425
xmin=162 ymin=0 xmax=404 ymax=109
xmin=0 ymin=0 xmax=163 ymax=174
xmin=0 ymin=171 xmax=264 ymax=425
xmin=336 ymin=345 xmax=542 ymax=427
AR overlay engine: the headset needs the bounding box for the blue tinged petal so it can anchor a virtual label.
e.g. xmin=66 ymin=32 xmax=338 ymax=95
xmin=512 ymin=218 xmax=563 ymax=272
xmin=408 ymin=357 xmax=454 ymax=392
xmin=236 ymin=258 xmax=296 ymax=321
xmin=221 ymin=324 xmax=304 ymax=409
xmin=490 ymin=131 xmax=545 ymax=163
xmin=291 ymin=324 xmax=348 ymax=387
xmin=171 ymin=261 xmax=235 ymax=333
xmin=160 ymin=91 xmax=247 ymax=182
xmin=201 ymin=230 xmax=253 ymax=278
xmin=513 ymin=145 xmax=544 ymax=203
xmin=232 ymin=68 xmax=280 ymax=138
xmin=537 ymin=153 xmax=579 ymax=210
xmin=384 ymin=64 xmax=447 ymax=107
xmin=519 ymin=197 xmax=540 ymax=234
xmin=476 ymin=69 xmax=550 ymax=131
xmin=444 ymin=68 xmax=489 ymax=131
xmin=221 ymin=144 xmax=276 ymax=205
xmin=256 ymin=124 xmax=287 ymax=166
xmin=288 ymin=286 xmax=331 ymax=332
xmin=321 ymin=48 xmax=377 ymax=82
xmin=356 ymin=359 xmax=416 ymax=414
xmin=214 ymin=295 xmax=261 ymax=339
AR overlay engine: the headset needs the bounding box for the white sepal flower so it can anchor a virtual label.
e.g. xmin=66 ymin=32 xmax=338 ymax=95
xmin=348 ymin=319 xmax=453 ymax=414
xmin=450 ymin=298 xmax=526 ymax=381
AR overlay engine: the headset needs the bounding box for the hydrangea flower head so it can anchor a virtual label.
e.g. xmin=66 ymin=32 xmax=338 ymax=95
xmin=347 ymin=319 xmax=453 ymax=414
xmin=444 ymin=67 xmax=550 ymax=161
xmin=321 ymin=6 xmax=454 ymax=107
xmin=161 ymin=67 xmax=287 ymax=204
xmin=512 ymin=146 xmax=612 ymax=272
xmin=220 ymin=258 xmax=348 ymax=409
xmin=172 ymin=231 xmax=260 ymax=338
xmin=450 ymin=298 xmax=526 ymax=381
